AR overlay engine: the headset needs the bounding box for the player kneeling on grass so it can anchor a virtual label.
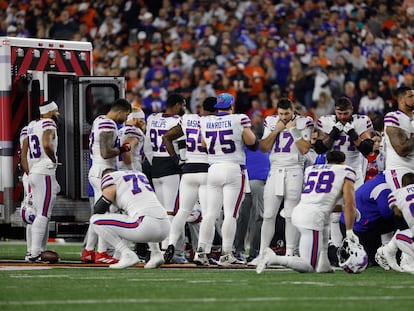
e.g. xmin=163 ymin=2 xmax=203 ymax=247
xmin=257 ymin=150 xmax=367 ymax=274
xmin=87 ymin=169 xmax=170 ymax=269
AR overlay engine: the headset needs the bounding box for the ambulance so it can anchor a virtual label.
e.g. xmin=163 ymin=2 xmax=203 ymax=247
xmin=0 ymin=37 xmax=125 ymax=237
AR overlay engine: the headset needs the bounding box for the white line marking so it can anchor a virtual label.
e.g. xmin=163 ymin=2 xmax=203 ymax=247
xmin=0 ymin=267 xmax=52 ymax=271
xmin=1 ymin=296 xmax=414 ymax=306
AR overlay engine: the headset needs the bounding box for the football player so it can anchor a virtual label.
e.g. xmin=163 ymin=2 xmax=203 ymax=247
xmin=82 ymin=98 xmax=131 ymax=264
xmin=258 ymin=98 xmax=314 ymax=258
xmin=383 ymin=86 xmax=414 ymax=191
xmin=90 ymin=169 xmax=170 ymax=269
xmin=19 ymin=124 xmax=33 ymax=261
xmin=194 ymin=93 xmax=258 ymax=266
xmin=144 ymin=93 xmax=187 ymax=263
xmin=314 ymin=97 xmax=373 ymax=247
xmin=376 ymin=172 xmax=414 ymax=273
xmin=27 ymin=101 xmax=60 ymax=262
xmin=256 ymin=150 xmax=359 ymax=273
xmin=162 ymin=97 xmax=217 ymax=263
xmin=118 ymin=109 xmax=146 ymax=172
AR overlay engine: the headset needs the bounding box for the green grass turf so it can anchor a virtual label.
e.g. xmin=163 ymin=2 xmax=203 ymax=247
xmin=1 ymin=242 xmax=414 ymax=311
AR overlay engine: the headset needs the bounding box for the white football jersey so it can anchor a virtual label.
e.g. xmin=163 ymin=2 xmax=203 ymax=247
xmin=389 ymin=184 xmax=414 ymax=235
xmin=262 ymin=115 xmax=314 ymax=169
xmin=145 ymin=113 xmax=181 ymax=158
xmin=101 ymin=170 xmax=167 ymax=219
xmin=180 ymin=114 xmax=208 ymax=164
xmin=26 ymin=118 xmax=58 ymax=175
xmin=89 ymin=115 xmax=118 ymax=178
xmin=292 ymin=163 xmax=356 ymax=231
xmin=383 ymin=110 xmax=414 ymax=170
xmin=118 ymin=124 xmax=145 ymax=171
xmin=200 ymin=113 xmax=251 ymax=165
xmin=316 ymin=114 xmax=373 ymax=171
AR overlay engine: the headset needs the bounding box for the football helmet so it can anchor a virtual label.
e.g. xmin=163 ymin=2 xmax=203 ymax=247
xmin=20 ymin=205 xmax=36 ymax=224
xmin=337 ymin=237 xmax=368 ymax=273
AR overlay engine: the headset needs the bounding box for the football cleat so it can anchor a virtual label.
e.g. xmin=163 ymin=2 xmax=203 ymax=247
xmin=28 ymin=254 xmax=47 ymax=263
xmin=193 ymin=250 xmax=209 ymax=266
xmin=144 ymin=252 xmax=164 ymax=269
xmin=256 ymin=248 xmax=276 ymax=274
xmin=24 ymin=252 xmax=31 ymax=262
xmin=81 ymin=249 xmax=96 ymax=263
xmin=218 ymin=252 xmax=239 ymax=266
xmin=163 ymin=244 xmax=175 ymax=264
xmin=95 ymin=252 xmax=119 ymax=264
xmin=109 ymin=251 xmax=139 ymax=269
xmin=375 ymin=246 xmax=403 ymax=272
xmin=169 ymin=255 xmax=188 ymax=264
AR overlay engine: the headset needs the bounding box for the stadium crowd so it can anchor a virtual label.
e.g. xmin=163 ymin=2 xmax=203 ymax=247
xmin=10 ymin=0 xmax=414 ymax=272
xmin=1 ymin=0 xmax=414 ymax=120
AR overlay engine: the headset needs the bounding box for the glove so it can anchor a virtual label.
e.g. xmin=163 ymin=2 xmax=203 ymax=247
xmin=343 ymin=122 xmax=359 ymax=141
xmin=329 ymin=122 xmax=343 ymax=140
xmin=346 ymin=229 xmax=359 ymax=244
xmin=119 ymin=142 xmax=131 ymax=154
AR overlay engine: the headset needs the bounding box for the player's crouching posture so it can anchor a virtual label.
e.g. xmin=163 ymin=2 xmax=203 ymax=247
xmin=257 ymin=151 xmax=366 ymax=274
xmin=89 ymin=169 xmax=170 ymax=269
xmin=376 ymin=172 xmax=414 ymax=273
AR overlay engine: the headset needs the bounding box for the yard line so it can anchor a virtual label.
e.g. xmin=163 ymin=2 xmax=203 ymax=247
xmin=2 ymin=296 xmax=414 ymax=306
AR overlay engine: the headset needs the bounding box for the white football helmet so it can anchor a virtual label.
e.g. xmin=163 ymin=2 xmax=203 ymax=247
xmin=337 ymin=238 xmax=368 ymax=273
xmin=186 ymin=209 xmax=202 ymax=224
xmin=20 ymin=205 xmax=36 ymax=224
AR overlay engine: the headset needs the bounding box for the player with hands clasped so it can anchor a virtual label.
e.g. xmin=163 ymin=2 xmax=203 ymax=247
xmin=258 ymin=98 xmax=314 ymax=258
xmin=314 ymin=97 xmax=373 ymax=247
xmin=256 ymin=151 xmax=363 ymax=274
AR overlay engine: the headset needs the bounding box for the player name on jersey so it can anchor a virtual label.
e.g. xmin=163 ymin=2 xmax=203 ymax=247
xmin=205 ymin=120 xmax=232 ymax=129
xmin=150 ymin=119 xmax=168 ymax=128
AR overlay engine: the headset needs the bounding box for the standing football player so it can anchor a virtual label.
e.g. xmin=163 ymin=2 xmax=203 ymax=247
xmin=145 ymin=93 xmax=187 ymax=263
xmin=256 ymin=151 xmax=359 ymax=273
xmin=382 ymin=86 xmax=414 ymax=191
xmin=194 ymin=93 xmax=258 ymax=266
xmin=162 ymin=97 xmax=217 ymax=263
xmin=314 ymin=97 xmax=373 ymax=247
xmin=82 ymin=98 xmax=131 ymax=264
xmin=27 ymin=101 xmax=60 ymax=262
xmin=90 ymin=169 xmax=170 ymax=269
xmin=258 ymin=98 xmax=314 ymax=258
xmin=19 ymin=124 xmax=34 ymax=261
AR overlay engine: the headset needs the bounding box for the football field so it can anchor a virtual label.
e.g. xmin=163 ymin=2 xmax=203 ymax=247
xmin=0 ymin=242 xmax=413 ymax=311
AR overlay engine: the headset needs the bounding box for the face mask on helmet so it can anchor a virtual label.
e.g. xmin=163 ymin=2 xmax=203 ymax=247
xmin=337 ymin=238 xmax=368 ymax=273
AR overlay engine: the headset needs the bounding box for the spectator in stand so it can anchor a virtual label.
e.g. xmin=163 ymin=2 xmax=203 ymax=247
xmin=48 ymin=9 xmax=78 ymax=40
xmin=358 ymin=86 xmax=385 ymax=115
xmin=231 ymin=62 xmax=252 ymax=114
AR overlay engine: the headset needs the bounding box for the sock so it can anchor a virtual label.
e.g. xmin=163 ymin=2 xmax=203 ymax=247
xmin=26 ymin=224 xmax=32 ymax=254
xmin=329 ymin=212 xmax=342 ymax=247
xmin=169 ymin=209 xmax=191 ymax=246
xmin=259 ymin=217 xmax=276 ymax=255
xmin=30 ymin=215 xmax=49 ymax=257
xmin=285 ymin=217 xmax=299 ymax=256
